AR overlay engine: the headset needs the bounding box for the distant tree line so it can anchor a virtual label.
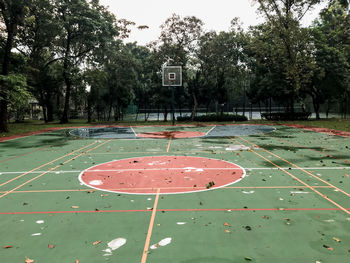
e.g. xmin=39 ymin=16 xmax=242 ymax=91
xmin=0 ymin=0 xmax=349 ymax=132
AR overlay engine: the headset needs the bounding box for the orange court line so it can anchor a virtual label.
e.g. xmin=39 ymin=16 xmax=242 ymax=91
xmin=282 ymin=137 xmax=350 ymax=162
xmin=276 ymin=136 xmax=350 ymax=164
xmin=238 ymin=136 xmax=350 ymax=198
xmin=0 ymin=185 xmax=334 ymax=194
xmin=0 ymin=146 xmax=50 ymax=164
xmin=0 ymin=140 xmax=112 ymax=199
xmin=0 ymin=141 xmax=98 ymax=187
xmin=232 ymin=138 xmax=350 ymax=215
xmin=141 ymin=188 xmax=160 ymax=263
xmin=166 ymin=136 xmax=172 ymax=152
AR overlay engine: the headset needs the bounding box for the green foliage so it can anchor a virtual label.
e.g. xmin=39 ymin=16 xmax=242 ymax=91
xmin=0 ymin=73 xmax=31 ymax=121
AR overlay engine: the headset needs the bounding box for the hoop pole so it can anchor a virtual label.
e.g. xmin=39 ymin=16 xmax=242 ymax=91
xmin=171 ymin=86 xmax=175 ymax=125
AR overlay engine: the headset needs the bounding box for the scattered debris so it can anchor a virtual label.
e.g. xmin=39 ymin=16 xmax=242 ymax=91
xmin=224 ymin=229 xmax=231 ymax=233
xmin=25 ymin=258 xmax=34 ymax=263
xmin=224 ymin=222 xmax=230 ymax=226
xmin=176 ymin=222 xmax=186 ymax=225
xmin=323 ymin=245 xmax=334 ymax=251
xmin=36 ymin=220 xmax=44 ymax=224
xmin=242 ymin=191 xmax=255 ymax=194
xmin=93 ymin=240 xmax=102 ymax=245
xmin=48 ymin=244 xmax=55 ymax=249
xmin=206 ymin=181 xmax=215 ymax=189
xmin=244 ymin=257 xmax=253 ymax=261
xmin=244 ymin=226 xmax=252 ymax=231
xmin=71 ymin=206 xmax=79 ymax=209
xmin=226 ymin=145 xmax=250 ymax=151
xmin=3 ymin=245 xmax=12 ymax=249
xmin=333 ymin=237 xmax=341 ymax=243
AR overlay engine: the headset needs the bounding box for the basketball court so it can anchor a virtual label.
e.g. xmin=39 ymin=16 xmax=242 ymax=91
xmin=0 ymin=124 xmax=349 ymax=262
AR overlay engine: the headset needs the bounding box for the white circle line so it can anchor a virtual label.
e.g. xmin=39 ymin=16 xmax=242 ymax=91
xmin=78 ymin=155 xmax=246 ymax=196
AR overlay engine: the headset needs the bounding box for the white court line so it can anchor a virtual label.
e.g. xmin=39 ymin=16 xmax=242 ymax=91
xmin=0 ymin=166 xmax=349 ymax=175
xmin=205 ymin=126 xmax=217 ymax=135
xmin=130 ymin=126 xmax=137 ymax=137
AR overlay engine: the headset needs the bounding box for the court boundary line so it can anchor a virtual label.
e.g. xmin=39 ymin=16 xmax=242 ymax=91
xmin=0 ymin=141 xmax=98 ymax=187
xmin=1 ymin=166 xmax=349 ymax=175
xmin=232 ymin=137 xmax=350 ymax=215
xmin=166 ymin=136 xmax=172 ymax=152
xmin=0 ymin=146 xmax=51 ymax=164
xmin=141 ymin=188 xmax=160 ymax=263
xmin=0 ymin=185 xmax=334 ymax=194
xmin=238 ymin=136 xmax=350 ymax=198
xmin=0 ymin=140 xmax=112 ymax=199
xmin=275 ymin=136 xmax=350 ymax=164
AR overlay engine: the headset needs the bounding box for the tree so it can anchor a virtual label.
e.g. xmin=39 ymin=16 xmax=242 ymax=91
xmin=18 ymin=0 xmax=62 ymax=122
xmin=54 ymin=0 xmax=118 ymax=123
xmin=0 ymin=0 xmax=31 ymax=132
xmin=253 ymin=0 xmax=323 ymax=113
xmin=309 ymin=0 xmax=350 ymax=118
xmin=150 ymin=14 xmax=203 ymax=121
xmin=197 ymin=20 xmax=246 ymax=115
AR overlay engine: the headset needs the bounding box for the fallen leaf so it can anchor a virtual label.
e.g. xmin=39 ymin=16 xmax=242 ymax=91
xmin=48 ymin=244 xmax=55 ymax=249
xmin=93 ymin=240 xmax=102 ymax=245
xmin=3 ymin=245 xmax=12 ymax=249
xmin=224 ymin=222 xmax=230 ymax=226
xmin=25 ymin=258 xmax=34 ymax=263
xmin=323 ymin=245 xmax=333 ymax=251
xmin=71 ymin=206 xmax=79 ymax=209
xmin=333 ymin=237 xmax=341 ymax=243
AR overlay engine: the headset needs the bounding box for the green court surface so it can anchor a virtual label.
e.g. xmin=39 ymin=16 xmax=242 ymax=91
xmin=0 ymin=124 xmax=349 ymax=262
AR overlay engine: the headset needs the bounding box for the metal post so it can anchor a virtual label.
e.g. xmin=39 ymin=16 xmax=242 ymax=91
xmin=171 ymin=86 xmax=175 ymax=125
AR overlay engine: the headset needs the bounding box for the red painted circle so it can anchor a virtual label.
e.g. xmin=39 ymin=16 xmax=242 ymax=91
xmin=79 ymin=156 xmax=245 ymax=194
xmin=137 ymin=131 xmax=205 ymax=139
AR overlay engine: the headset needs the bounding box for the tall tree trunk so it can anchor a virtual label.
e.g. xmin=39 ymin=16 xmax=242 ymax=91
xmin=0 ymin=24 xmax=16 ymax=132
xmin=190 ymin=92 xmax=198 ymax=121
xmin=60 ymin=74 xmax=71 ymax=123
xmin=163 ymin=106 xmax=168 ymax=122
xmin=60 ymin=30 xmax=72 ymax=124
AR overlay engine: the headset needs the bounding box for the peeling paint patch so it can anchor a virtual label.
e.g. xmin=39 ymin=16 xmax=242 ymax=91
xmin=107 ymin=238 xmax=126 ymax=251
xmin=102 ymin=238 xmax=126 ymax=256
xmin=150 ymin=237 xmax=172 ymax=249
xmin=226 ymin=145 xmax=250 ymax=151
xmin=242 ymin=191 xmax=255 ymax=194
xmin=89 ymin=180 xmax=103 ymax=186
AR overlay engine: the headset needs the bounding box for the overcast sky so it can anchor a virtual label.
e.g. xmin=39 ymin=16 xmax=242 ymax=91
xmin=100 ymin=0 xmax=327 ymax=46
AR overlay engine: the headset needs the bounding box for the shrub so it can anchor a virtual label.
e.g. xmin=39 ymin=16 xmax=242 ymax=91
xmin=261 ymin=112 xmax=311 ymax=121
xmin=177 ymin=114 xmax=248 ymax=122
